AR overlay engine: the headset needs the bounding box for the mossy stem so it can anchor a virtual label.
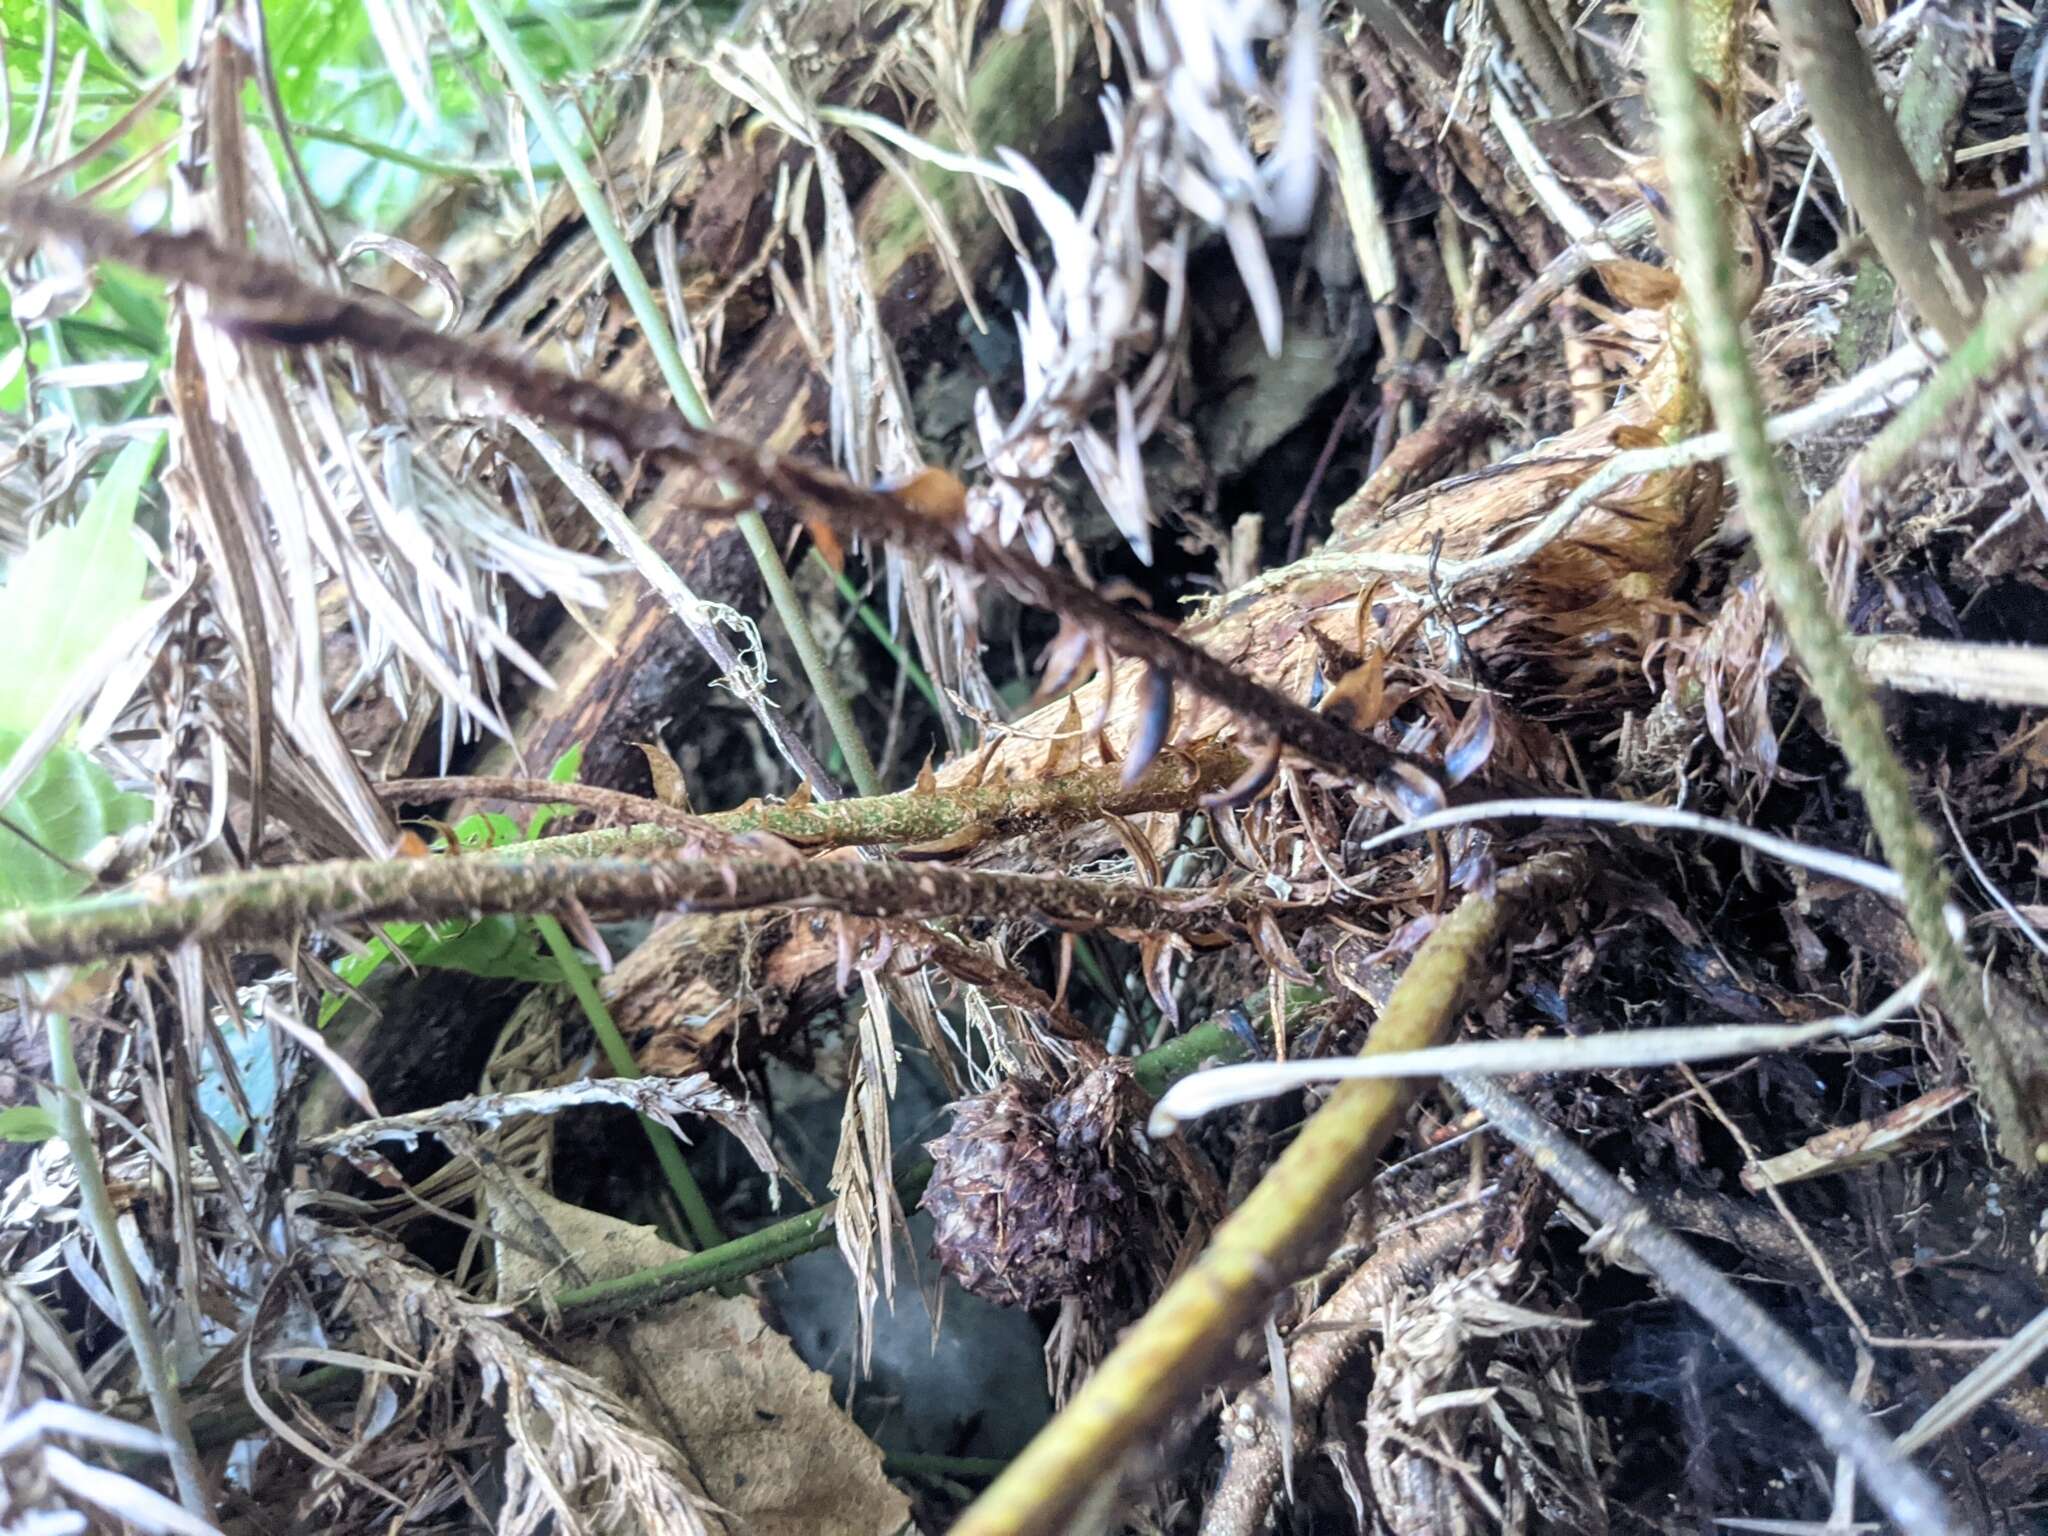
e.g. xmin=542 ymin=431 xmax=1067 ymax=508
xmin=0 ymin=841 xmax=1307 ymax=975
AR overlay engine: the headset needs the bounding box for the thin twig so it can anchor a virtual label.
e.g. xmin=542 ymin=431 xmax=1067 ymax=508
xmin=378 ymin=775 xmax=717 ymax=838
xmin=949 ymin=851 xmax=1587 ymax=1536
xmin=1349 ymin=794 xmax=1916 ymax=901
xmin=1150 ymin=986 xmax=1928 ymax=1132
xmin=1448 ymin=1075 xmax=1954 ymax=1536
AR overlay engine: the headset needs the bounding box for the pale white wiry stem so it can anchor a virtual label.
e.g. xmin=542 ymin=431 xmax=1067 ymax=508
xmin=1896 ymin=1305 xmax=2048 ymax=1453
xmin=1350 ymin=795 xmax=1955 ymax=910
xmin=1150 ymin=969 xmax=1932 ymax=1133
xmin=1452 ymin=1076 xmax=1955 ymax=1535
xmin=505 ymin=414 xmax=841 ymax=793
xmin=814 ymin=104 xmax=1029 ymax=187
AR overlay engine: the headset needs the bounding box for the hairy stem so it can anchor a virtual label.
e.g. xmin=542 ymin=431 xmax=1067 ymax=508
xmin=468 ymin=0 xmax=880 ymax=796
xmin=950 ymin=851 xmax=1587 ymax=1536
xmin=0 ymin=849 xmax=1327 ymax=976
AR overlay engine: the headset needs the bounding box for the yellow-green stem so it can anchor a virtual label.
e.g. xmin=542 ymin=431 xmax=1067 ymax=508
xmin=950 ymin=852 xmax=1586 ymax=1535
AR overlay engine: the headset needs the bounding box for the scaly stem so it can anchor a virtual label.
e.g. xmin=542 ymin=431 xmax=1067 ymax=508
xmin=382 ymin=745 xmax=1246 ymax=852
xmin=467 ymin=0 xmax=881 ymax=797
xmin=1638 ymin=0 xmax=2023 ymax=1160
xmin=47 ymin=1012 xmax=213 ymax=1518
xmin=531 ymin=915 xmax=725 ymax=1249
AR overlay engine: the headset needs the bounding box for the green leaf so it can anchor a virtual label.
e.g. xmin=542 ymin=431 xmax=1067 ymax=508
xmin=437 ymin=810 xmax=523 ymax=850
xmin=525 ymin=741 xmax=585 ymax=837
xmin=422 ymin=913 xmax=564 ymax=977
xmin=0 ymin=733 xmax=150 ymax=910
xmin=316 ymin=914 xmax=565 ymax=1025
xmin=0 ymin=433 xmax=159 ymax=737
xmin=0 ymin=1105 xmax=57 ymax=1142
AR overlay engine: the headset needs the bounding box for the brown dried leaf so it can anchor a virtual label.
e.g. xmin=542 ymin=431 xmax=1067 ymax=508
xmin=1102 ymin=811 xmax=1163 ymax=887
xmin=1319 ymin=654 xmax=1387 ymax=732
xmin=1591 ymin=258 xmax=1683 ymax=310
xmin=495 ymin=1185 xmax=910 ymax=1536
xmin=633 ymin=740 xmax=693 ymax=811
xmin=1033 ymin=614 xmax=1098 ymax=703
xmin=1139 ymin=932 xmax=1191 ymax=1025
xmin=1249 ymin=909 xmax=1314 ymax=985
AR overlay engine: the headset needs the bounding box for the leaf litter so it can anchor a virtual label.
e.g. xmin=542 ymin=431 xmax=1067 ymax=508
xmin=4 ymin=0 xmax=2048 ymax=1532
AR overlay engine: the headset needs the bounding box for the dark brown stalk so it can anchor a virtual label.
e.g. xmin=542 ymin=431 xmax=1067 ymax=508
xmin=0 ymin=188 xmax=1441 ymax=811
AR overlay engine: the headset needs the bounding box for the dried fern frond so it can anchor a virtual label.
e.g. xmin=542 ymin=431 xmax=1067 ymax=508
xmin=300 ymin=1220 xmax=720 ymax=1536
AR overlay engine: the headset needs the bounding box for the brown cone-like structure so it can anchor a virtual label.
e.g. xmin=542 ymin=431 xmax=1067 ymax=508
xmin=920 ymin=1060 xmax=1141 ymax=1309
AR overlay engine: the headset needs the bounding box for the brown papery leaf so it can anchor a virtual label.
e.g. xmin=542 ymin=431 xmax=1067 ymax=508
xmin=633 ymin=740 xmax=693 ymax=812
xmin=1592 ymin=258 xmax=1683 ymax=310
xmin=494 ymin=1184 xmax=910 ymax=1536
xmin=1249 ymin=909 xmax=1315 ymax=985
